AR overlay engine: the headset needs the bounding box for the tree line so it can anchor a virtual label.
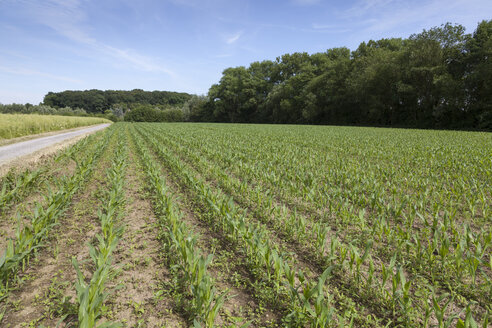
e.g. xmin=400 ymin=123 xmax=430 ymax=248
xmin=190 ymin=21 xmax=491 ymax=130
xmin=43 ymin=89 xmax=192 ymax=114
xmin=0 ymin=103 xmax=87 ymax=116
xmin=10 ymin=20 xmax=490 ymax=128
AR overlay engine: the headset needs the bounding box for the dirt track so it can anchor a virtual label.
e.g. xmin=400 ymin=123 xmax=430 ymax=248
xmin=0 ymin=123 xmax=110 ymax=176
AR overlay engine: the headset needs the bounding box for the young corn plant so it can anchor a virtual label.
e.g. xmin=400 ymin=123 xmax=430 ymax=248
xmin=142 ymin=125 xmax=414 ymax=322
xmin=0 ymin=168 xmax=44 ymax=213
xmin=135 ymin=126 xmax=343 ymax=326
xmin=456 ymin=304 xmax=489 ymax=328
xmin=285 ymin=266 xmax=336 ymax=327
xmin=72 ymin=244 xmax=121 ymax=328
xmin=0 ymin=130 xmax=111 ymax=300
xmin=431 ymin=291 xmax=459 ymax=328
xmin=132 ymin=132 xmax=225 ymax=327
xmin=72 ymin=132 xmax=126 ymax=327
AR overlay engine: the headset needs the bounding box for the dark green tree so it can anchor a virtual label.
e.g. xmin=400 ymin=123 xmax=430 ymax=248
xmin=465 ymin=20 xmax=492 ymax=129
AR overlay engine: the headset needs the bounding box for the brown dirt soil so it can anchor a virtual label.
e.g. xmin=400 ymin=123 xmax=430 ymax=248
xmin=100 ymin=148 xmax=186 ymax=327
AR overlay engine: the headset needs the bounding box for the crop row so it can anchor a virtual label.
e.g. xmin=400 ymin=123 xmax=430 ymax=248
xmin=0 ymin=169 xmax=43 ymax=214
xmin=179 ymin=126 xmax=490 ymax=292
xmin=0 ymin=134 xmax=97 ymax=216
xmin=139 ymin=124 xmax=418 ymax=326
xmin=162 ymin=127 xmax=491 ymax=287
xmin=137 ymin=123 xmax=490 ymax=327
xmin=133 ymin=124 xmax=352 ymax=327
xmin=130 ymin=126 xmax=225 ymax=327
xmin=0 ymin=129 xmax=112 ymax=302
xmin=142 ymin=126 xmax=402 ymax=322
xmin=72 ymin=128 xmax=127 ymax=327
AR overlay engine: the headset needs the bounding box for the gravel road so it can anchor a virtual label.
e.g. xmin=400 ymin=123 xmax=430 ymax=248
xmin=0 ymin=123 xmax=111 ymax=165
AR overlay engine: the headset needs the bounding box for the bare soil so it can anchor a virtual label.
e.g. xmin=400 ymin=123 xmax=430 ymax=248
xmin=100 ymin=147 xmax=186 ymax=327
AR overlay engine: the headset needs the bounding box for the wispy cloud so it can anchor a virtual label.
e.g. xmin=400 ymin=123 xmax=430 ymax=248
xmin=99 ymin=45 xmax=175 ymax=75
xmin=344 ymin=0 xmax=395 ymax=18
xmin=337 ymin=0 xmax=492 ymax=50
xmin=226 ymin=31 xmax=242 ymax=44
xmin=19 ymin=0 xmax=174 ymax=75
xmin=22 ymin=0 xmax=94 ymax=44
xmin=0 ymin=65 xmax=83 ymax=83
xmin=0 ymin=49 xmax=32 ymax=60
xmin=344 ymin=0 xmax=491 ymax=33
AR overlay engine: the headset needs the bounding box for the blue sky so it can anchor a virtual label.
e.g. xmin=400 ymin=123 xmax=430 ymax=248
xmin=0 ymin=0 xmax=490 ymax=104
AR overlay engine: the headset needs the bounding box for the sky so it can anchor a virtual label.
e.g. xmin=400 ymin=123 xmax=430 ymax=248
xmin=0 ymin=0 xmax=490 ymax=104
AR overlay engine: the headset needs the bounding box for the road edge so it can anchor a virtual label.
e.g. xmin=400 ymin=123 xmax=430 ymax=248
xmin=0 ymin=123 xmax=111 ymax=178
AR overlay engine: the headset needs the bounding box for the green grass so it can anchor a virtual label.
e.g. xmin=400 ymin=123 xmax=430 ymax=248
xmin=0 ymin=113 xmax=110 ymax=140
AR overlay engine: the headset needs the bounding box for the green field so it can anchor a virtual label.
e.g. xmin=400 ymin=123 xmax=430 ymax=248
xmin=0 ymin=113 xmax=111 ymax=140
xmin=1 ymin=123 xmax=490 ymax=327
